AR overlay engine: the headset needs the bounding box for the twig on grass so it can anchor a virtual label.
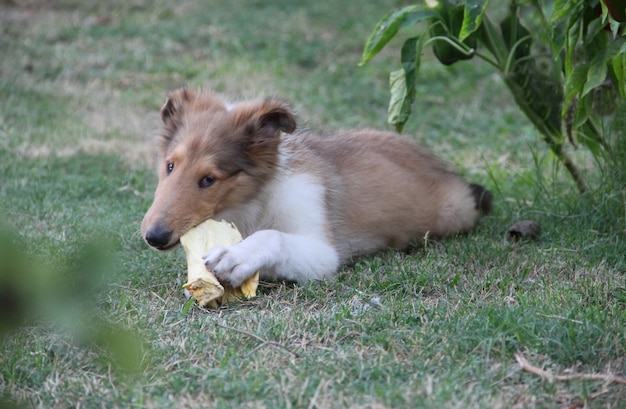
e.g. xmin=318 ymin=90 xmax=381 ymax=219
xmin=215 ymin=323 xmax=300 ymax=359
xmin=515 ymin=352 xmax=626 ymax=385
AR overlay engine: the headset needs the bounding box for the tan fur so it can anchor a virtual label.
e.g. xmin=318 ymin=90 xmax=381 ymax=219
xmin=290 ymin=130 xmax=482 ymax=260
xmin=141 ymin=88 xmax=491 ymax=283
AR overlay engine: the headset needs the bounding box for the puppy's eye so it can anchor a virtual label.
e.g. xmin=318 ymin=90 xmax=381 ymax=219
xmin=166 ymin=162 xmax=174 ymax=174
xmin=199 ymin=176 xmax=215 ymax=188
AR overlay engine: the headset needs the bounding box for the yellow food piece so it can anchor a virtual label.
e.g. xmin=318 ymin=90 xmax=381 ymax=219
xmin=180 ymin=220 xmax=259 ymax=308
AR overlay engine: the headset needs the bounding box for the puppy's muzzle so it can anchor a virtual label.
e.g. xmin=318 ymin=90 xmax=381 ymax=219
xmin=144 ymin=224 xmax=176 ymax=250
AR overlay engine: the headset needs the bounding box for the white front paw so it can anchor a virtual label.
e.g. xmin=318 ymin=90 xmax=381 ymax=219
xmin=203 ymin=245 xmax=257 ymax=288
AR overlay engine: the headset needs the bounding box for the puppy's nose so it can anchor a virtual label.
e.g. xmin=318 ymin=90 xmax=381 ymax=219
xmin=144 ymin=225 xmax=173 ymax=249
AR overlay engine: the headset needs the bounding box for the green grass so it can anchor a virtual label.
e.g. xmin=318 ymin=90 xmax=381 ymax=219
xmin=1 ymin=1 xmax=625 ymax=408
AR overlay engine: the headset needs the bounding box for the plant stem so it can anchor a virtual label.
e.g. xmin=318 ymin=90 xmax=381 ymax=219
xmin=473 ymin=50 xmax=501 ymax=68
xmin=503 ymin=75 xmax=588 ymax=193
xmin=549 ymin=141 xmax=588 ymax=193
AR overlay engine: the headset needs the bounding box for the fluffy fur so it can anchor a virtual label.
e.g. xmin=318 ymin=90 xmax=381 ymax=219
xmin=141 ymin=88 xmax=492 ymax=287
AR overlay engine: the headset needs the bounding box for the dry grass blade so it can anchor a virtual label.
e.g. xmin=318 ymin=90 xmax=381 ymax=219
xmin=515 ymin=353 xmax=626 ymax=386
xmin=534 ymin=313 xmax=584 ymax=325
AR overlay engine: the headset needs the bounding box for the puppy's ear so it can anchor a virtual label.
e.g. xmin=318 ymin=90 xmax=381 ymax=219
xmin=161 ymin=87 xmax=192 ymax=128
xmin=246 ymin=100 xmax=296 ymax=145
xmin=159 ymin=88 xmax=196 ymax=154
xmin=259 ymin=105 xmax=296 ymax=136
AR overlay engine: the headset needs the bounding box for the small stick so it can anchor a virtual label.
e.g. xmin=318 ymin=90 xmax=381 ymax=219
xmin=515 ymin=353 xmax=554 ymax=382
xmin=515 ymin=353 xmax=626 ymax=385
xmin=216 ymin=323 xmax=300 ymax=358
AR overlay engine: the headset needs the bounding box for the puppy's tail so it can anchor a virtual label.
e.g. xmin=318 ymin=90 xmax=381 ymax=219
xmin=434 ymin=180 xmax=492 ymax=237
xmin=469 ymin=183 xmax=493 ymax=215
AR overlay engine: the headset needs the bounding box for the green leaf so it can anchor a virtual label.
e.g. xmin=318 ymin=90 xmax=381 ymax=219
xmin=550 ymin=0 xmax=580 ymax=23
xmin=584 ymin=17 xmax=606 ymax=45
xmin=360 ymin=5 xmax=422 ymax=65
xmin=562 ymin=62 xmax=589 ymax=118
xmin=550 ymin=20 xmax=565 ymax=55
xmin=610 ymin=52 xmax=626 ymax=97
xmin=401 ymin=35 xmax=421 ymax=73
xmin=388 ymin=36 xmax=423 ymax=132
xmin=388 ymin=69 xmax=410 ymax=132
xmin=610 ymin=19 xmax=622 ymax=37
xmin=583 ymin=54 xmax=609 ymax=97
xmin=401 ymin=9 xmax=439 ymax=31
xmin=582 ymin=41 xmax=622 ymax=97
xmin=573 ymin=92 xmax=592 ymax=130
xmin=562 ymin=14 xmax=581 ymax=76
xmin=459 ymin=0 xmax=489 ymax=41
xmin=550 ymin=1 xmax=583 ymax=76
xmin=577 ymin=119 xmax=604 ymax=158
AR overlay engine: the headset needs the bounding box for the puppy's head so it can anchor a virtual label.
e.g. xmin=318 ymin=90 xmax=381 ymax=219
xmin=141 ymin=88 xmax=296 ymax=251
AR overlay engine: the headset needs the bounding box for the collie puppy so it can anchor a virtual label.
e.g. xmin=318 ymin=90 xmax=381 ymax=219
xmin=141 ymin=88 xmax=492 ymax=287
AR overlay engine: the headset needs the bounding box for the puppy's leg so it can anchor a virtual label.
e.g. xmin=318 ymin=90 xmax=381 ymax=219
xmin=203 ymin=230 xmax=339 ymax=287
